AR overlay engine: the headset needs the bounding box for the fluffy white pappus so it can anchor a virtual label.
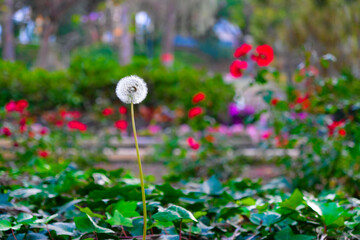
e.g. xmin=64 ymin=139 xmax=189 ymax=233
xmin=115 ymin=75 xmax=148 ymax=104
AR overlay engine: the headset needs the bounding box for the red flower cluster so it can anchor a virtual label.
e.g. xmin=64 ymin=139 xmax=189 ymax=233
xmin=102 ymin=107 xmax=114 ymax=116
xmin=328 ymin=120 xmax=345 ymax=136
xmin=230 ymin=43 xmax=274 ymax=78
xmin=187 ymin=137 xmax=200 ymax=150
xmin=192 ymin=92 xmax=206 ymax=104
xmin=68 ymin=120 xmax=87 ymax=132
xmin=60 ymin=110 xmax=81 ymax=120
xmin=188 ymin=107 xmax=203 ymax=118
xmin=115 ymin=120 xmax=127 ymax=131
xmin=5 ymin=100 xmax=29 ymax=113
xmin=1 ymin=127 xmax=11 ymax=137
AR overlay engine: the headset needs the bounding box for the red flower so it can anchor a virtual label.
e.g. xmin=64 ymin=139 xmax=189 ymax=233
xmin=328 ymin=120 xmax=345 ymax=136
xmin=271 ymin=98 xmax=279 ymax=106
xmin=234 ymin=43 xmax=252 ymax=58
xmin=119 ymin=106 xmax=127 ymax=115
xmin=61 ymin=110 xmax=81 ymax=119
xmin=230 ymin=60 xmax=248 ymax=77
xmin=115 ymin=120 xmax=128 ymax=131
xmin=187 ymin=137 xmax=200 ymax=150
xmin=38 ymin=150 xmax=49 ymax=158
xmin=5 ymin=101 xmax=16 ymax=112
xmin=20 ymin=125 xmax=26 ymax=133
xmin=15 ymin=100 xmax=29 ymax=113
xmin=1 ymin=127 xmax=11 ymax=137
xmin=68 ymin=120 xmax=87 ymax=132
xmin=338 ymin=128 xmax=346 ymax=137
xmin=161 ymin=53 xmax=174 ymax=63
xmin=261 ymin=130 xmax=272 ymax=139
xmin=102 ymin=107 xmax=114 ymax=116
xmin=192 ymin=92 xmax=206 ymax=104
xmin=188 ymin=107 xmax=203 ymax=118
xmin=19 ymin=118 xmax=26 ymax=126
xmin=251 ymin=45 xmax=274 ymax=67
xmin=40 ymin=127 xmax=48 ymax=135
xmin=55 ymin=120 xmax=64 ymax=127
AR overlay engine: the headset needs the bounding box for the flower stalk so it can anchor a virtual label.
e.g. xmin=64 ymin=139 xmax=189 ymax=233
xmin=131 ymin=102 xmax=147 ymax=239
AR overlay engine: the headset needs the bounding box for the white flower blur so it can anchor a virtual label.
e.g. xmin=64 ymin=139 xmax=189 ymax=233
xmin=115 ymin=75 xmax=148 ymax=104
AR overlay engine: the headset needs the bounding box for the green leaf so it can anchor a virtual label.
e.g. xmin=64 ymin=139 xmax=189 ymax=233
xmin=275 ymin=226 xmax=315 ymax=240
xmin=153 ymin=209 xmax=181 ymax=222
xmin=33 ymin=222 xmax=76 ymax=236
xmin=106 ymin=210 xmax=133 ymax=227
xmin=74 ymin=214 xmax=114 ymax=234
xmin=240 ymin=197 xmax=256 ymax=206
xmin=307 ymin=201 xmax=345 ymax=227
xmin=167 ymin=205 xmax=198 ymax=222
xmin=250 ymin=212 xmax=282 ymax=227
xmin=201 ymin=175 xmax=223 ymax=195
xmin=114 ymin=201 xmax=140 ymax=218
xmin=10 ymin=188 xmax=42 ymax=198
xmin=280 ymin=189 xmax=303 ymax=210
xmin=76 ymin=206 xmax=105 ymax=219
xmin=0 ymin=219 xmax=12 ymax=231
xmin=17 ymin=213 xmax=36 ymax=225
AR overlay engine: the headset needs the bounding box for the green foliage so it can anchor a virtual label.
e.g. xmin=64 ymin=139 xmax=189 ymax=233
xmin=1 ymin=162 xmax=360 ymax=239
xmin=0 ymin=52 xmax=234 ymax=120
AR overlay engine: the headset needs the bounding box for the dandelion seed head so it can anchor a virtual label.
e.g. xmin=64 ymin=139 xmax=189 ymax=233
xmin=115 ymin=75 xmax=148 ymax=104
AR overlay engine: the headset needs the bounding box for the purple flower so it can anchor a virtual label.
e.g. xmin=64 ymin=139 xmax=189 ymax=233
xmin=228 ymin=103 xmax=240 ymax=116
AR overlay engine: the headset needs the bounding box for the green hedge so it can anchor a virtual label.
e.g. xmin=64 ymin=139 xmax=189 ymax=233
xmin=0 ymin=54 xmax=235 ymax=119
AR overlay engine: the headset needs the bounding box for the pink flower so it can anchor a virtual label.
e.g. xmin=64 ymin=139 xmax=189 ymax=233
xmin=261 ymin=129 xmax=272 ymax=139
xmin=148 ymin=125 xmax=161 ymax=134
xmin=187 ymin=137 xmax=200 ymax=150
xmin=5 ymin=101 xmax=16 ymax=112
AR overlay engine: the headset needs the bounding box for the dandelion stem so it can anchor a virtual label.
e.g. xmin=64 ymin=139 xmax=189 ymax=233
xmin=131 ymin=102 xmax=147 ymax=240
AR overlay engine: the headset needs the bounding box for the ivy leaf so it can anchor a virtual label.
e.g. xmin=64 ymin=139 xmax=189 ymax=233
xmin=47 ymin=222 xmax=76 ymax=236
xmin=307 ymin=201 xmax=345 ymax=227
xmin=280 ymin=189 xmax=303 ymax=210
xmin=250 ymin=212 xmax=282 ymax=227
xmin=106 ymin=210 xmax=133 ymax=227
xmin=74 ymin=214 xmax=114 ymax=234
xmin=0 ymin=219 xmax=12 ymax=231
xmin=114 ymin=201 xmax=140 ymax=218
xmin=153 ymin=209 xmax=181 ymax=222
xmin=76 ymin=206 xmax=105 ymax=219
xmin=201 ymin=175 xmax=223 ymax=195
xmin=275 ymin=226 xmax=315 ymax=240
xmin=17 ymin=213 xmax=36 ymax=225
xmin=167 ymin=205 xmax=198 ymax=222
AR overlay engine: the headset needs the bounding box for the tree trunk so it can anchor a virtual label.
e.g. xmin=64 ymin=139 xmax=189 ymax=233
xmin=118 ymin=2 xmax=133 ymax=66
xmin=36 ymin=21 xmax=56 ymax=69
xmin=3 ymin=0 xmax=15 ymax=61
xmin=161 ymin=0 xmax=177 ymax=55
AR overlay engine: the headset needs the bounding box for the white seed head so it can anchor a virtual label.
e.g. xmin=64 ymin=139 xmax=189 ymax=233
xmin=115 ymin=75 xmax=148 ymax=104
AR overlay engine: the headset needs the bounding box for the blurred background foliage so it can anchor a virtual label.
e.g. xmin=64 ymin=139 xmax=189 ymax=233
xmin=0 ymin=0 xmax=358 ymax=76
